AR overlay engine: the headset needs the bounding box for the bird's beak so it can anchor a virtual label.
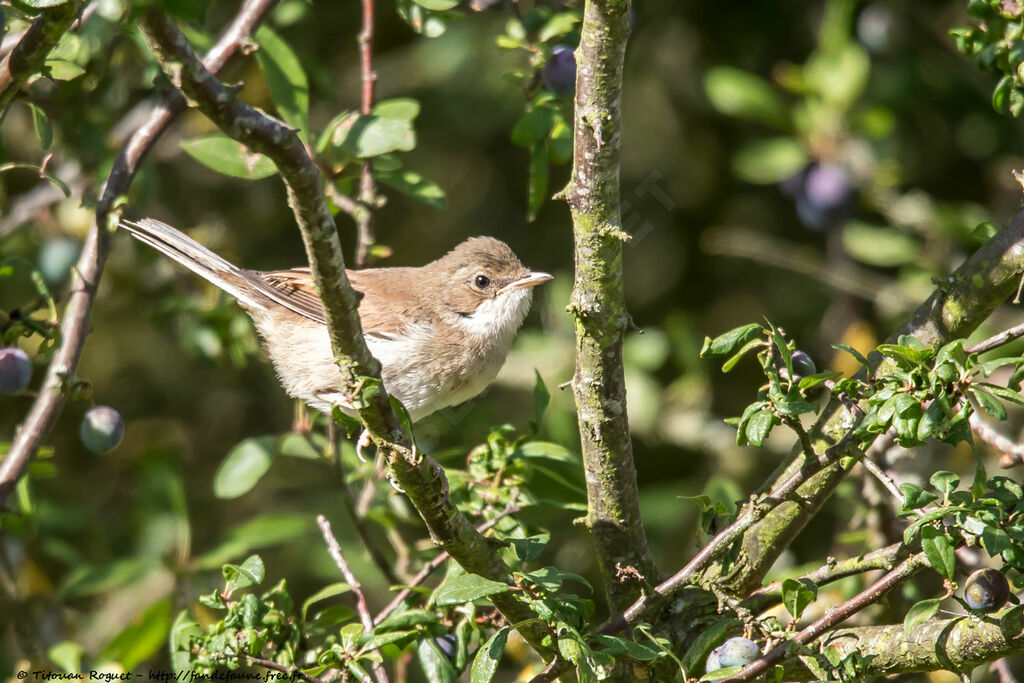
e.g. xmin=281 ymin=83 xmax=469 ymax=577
xmin=499 ymin=271 xmax=553 ymax=294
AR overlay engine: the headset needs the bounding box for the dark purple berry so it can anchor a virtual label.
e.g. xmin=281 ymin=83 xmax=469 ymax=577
xmin=0 ymin=347 xmax=32 ymax=395
xmin=964 ymin=568 xmax=1009 ymax=612
xmin=717 ymin=637 xmax=760 ymax=668
xmin=790 ymin=351 xmax=817 ymax=379
xmin=433 ymin=634 xmax=458 ymax=659
xmin=80 ymin=406 xmax=125 ymax=454
xmin=783 ymin=162 xmax=857 ymax=232
xmin=542 ymin=45 xmax=576 ymax=97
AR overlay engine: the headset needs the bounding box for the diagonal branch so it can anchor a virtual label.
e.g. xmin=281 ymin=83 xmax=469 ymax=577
xmin=0 ymin=0 xmax=281 ymax=507
xmin=138 ymin=12 xmax=552 ymax=656
xmin=0 ymin=2 xmax=80 ymax=111
xmin=566 ymin=0 xmax=655 ymax=612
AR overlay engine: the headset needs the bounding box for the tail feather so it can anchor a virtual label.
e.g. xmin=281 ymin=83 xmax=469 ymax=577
xmin=119 ymin=218 xmax=268 ymax=311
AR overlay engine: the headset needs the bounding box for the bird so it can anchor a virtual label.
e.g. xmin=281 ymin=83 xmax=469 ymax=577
xmin=119 ymin=218 xmax=552 ymax=422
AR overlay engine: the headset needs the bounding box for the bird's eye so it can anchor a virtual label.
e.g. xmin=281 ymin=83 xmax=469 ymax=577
xmin=474 ymin=275 xmax=491 ymax=289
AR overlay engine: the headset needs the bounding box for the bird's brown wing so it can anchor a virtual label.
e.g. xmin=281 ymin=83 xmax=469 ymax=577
xmin=256 ymin=267 xmax=432 ymax=340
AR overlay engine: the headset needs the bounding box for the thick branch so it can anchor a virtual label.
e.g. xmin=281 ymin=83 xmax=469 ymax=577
xmin=567 ymin=0 xmax=653 ymax=611
xmin=776 ymin=612 xmax=1024 ymax=680
xmin=718 ymin=210 xmax=1024 ymax=594
xmin=139 ymin=13 xmax=551 ymax=656
xmin=0 ymin=2 xmax=79 ymax=111
xmin=0 ymin=0 xmax=280 ymax=507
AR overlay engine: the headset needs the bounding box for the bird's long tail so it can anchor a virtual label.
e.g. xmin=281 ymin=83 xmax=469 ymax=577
xmin=119 ymin=218 xmax=270 ymax=311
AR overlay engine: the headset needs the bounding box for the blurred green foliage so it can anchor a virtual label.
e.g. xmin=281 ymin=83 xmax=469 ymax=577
xmin=4 ymin=0 xmax=1024 ymax=679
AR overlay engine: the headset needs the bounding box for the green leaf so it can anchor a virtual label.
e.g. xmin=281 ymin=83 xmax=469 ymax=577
xmin=530 ymin=370 xmax=550 ymax=434
xmin=413 ymin=0 xmax=458 ymax=10
xmin=508 ymin=533 xmax=550 ymax=564
xmin=376 ymin=169 xmax=447 ymax=209
xmin=213 ymin=436 xmax=276 ymax=499
xmin=982 ymin=525 xmax=1012 ymax=557
xmin=904 ymin=597 xmax=942 ymax=636
xmin=832 ymin=343 xmax=870 ymax=370
xmin=527 ymin=141 xmax=549 ymax=221
xmin=701 ymin=323 xmax=764 ymax=358
xmin=470 ymin=626 xmax=510 ymax=683
xmin=98 ymin=597 xmax=172 ymax=668
xmin=920 ymin=527 xmax=956 ymax=580
xmin=301 ymin=582 xmax=351 ymax=622
xmin=330 ymin=113 xmax=417 ymax=159
xmin=702 ymin=666 xmax=743 ymax=681
xmin=903 ymin=507 xmax=964 ymax=545
xmin=28 ymin=102 xmax=52 ymax=150
xmin=797 ymin=371 xmax=844 ymax=389
xmin=0 ymin=161 xmax=70 ymax=196
xmin=704 ymin=66 xmax=789 ymax=129
xmin=417 ymin=637 xmax=458 ymax=683
xmin=58 ymin=558 xmax=155 ymax=598
xmin=978 ymin=383 xmax=1024 ymax=407
xmin=255 ymin=26 xmax=309 ymax=132
xmin=538 ymin=13 xmax=580 ymax=42
xmin=511 ymin=107 xmax=555 ymax=147
xmin=840 ymin=222 xmax=919 ymax=267
xmin=48 ymin=641 xmax=83 ymax=674
xmin=196 ymin=513 xmax=311 ymax=568
xmin=731 ymin=137 xmax=808 ymax=184
xmin=375 ymin=608 xmax=441 ymax=632
xmin=930 ymin=471 xmax=960 ymax=500
xmin=744 ymin=408 xmax=777 ymax=447
xmin=781 ymin=577 xmax=817 ymax=621
xmin=900 ymin=483 xmax=938 ymax=511
xmin=721 ymin=338 xmax=762 ymax=373
xmin=972 ymin=387 xmax=1007 ymax=420
xmin=994 ymin=74 xmax=1014 ymax=113
xmin=44 ymin=58 xmax=85 ymax=80
xmin=181 ymin=136 xmax=277 ymax=180
xmin=434 ymin=573 xmax=510 ymax=606
xmin=374 ymin=98 xmax=421 ymax=121
xmin=223 ymin=554 xmax=265 ymax=591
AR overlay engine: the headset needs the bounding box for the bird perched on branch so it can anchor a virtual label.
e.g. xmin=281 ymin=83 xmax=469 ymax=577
xmin=120 ymin=218 xmax=552 ymax=422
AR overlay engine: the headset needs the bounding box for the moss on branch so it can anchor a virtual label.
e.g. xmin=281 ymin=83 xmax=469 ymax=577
xmin=0 ymin=2 xmax=80 ymax=111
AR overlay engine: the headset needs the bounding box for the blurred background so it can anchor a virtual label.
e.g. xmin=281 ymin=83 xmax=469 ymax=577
xmin=3 ymin=0 xmax=1024 ymax=679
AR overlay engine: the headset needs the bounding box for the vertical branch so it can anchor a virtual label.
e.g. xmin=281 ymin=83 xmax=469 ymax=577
xmin=355 ymin=0 xmax=378 ymax=268
xmin=0 ymin=0 xmax=281 ymax=507
xmin=566 ymin=0 xmax=655 ymax=611
xmin=0 ymin=2 xmax=80 ymax=110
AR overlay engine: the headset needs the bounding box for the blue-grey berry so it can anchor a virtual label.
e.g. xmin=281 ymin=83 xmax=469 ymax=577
xmin=705 ymin=647 xmax=723 ymax=673
xmin=80 ymin=406 xmax=125 ymax=454
xmin=0 ymin=347 xmax=32 ymax=395
xmin=433 ymin=634 xmax=458 ymax=660
xmin=542 ymin=45 xmax=576 ymax=97
xmin=717 ymin=637 xmax=760 ymax=668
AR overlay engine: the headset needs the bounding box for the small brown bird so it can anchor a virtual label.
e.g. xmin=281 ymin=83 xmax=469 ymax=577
xmin=120 ymin=218 xmax=552 ymax=421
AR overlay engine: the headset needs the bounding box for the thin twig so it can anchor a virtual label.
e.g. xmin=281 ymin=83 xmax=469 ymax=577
xmin=859 ymin=455 xmax=905 ymax=506
xmin=0 ymin=0 xmax=281 ymax=507
xmin=970 ymin=409 xmax=1024 ymax=468
xmin=354 ymin=0 xmax=378 ymax=268
xmin=993 ymin=658 xmax=1019 ymax=683
xmin=721 ymin=553 xmax=928 ymax=681
xmin=317 ymin=514 xmax=389 ymax=683
xmin=373 ymin=500 xmax=521 ymax=625
xmin=966 ymin=321 xmax=1024 ymax=355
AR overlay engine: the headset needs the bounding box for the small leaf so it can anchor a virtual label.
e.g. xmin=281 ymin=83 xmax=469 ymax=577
xmin=181 ymin=136 xmax=277 ymax=180
xmin=744 ymin=408 xmax=776 ymax=447
xmin=48 ymin=641 xmax=83 ymax=674
xmin=470 ymin=626 xmax=510 ymax=683
xmin=832 ymin=343 xmax=870 ymax=370
xmin=781 ymin=577 xmax=817 ymax=621
xmin=904 ymin=598 xmax=942 ymax=636
xmin=44 ymin=59 xmax=85 ymax=80
xmin=417 ymin=637 xmax=458 ymax=683
xmin=511 ymin=107 xmax=555 ymax=147
xmin=213 ymin=436 xmax=276 ymax=499
xmin=972 ymin=387 xmax=1007 ymax=420
xmin=376 ymin=169 xmax=446 ymax=209
xmin=413 ymin=0 xmax=458 ymax=9
xmin=920 ymin=527 xmax=956 ymax=580
xmin=704 ymin=66 xmax=789 ymax=129
xmin=255 ymin=26 xmax=309 ymax=131
xmin=900 ymin=483 xmax=938 ymax=511
xmin=538 ymin=13 xmax=580 ymax=42
xmin=527 ymin=141 xmax=549 ymax=221
xmin=701 ymin=323 xmax=764 ymax=358
xmin=434 ymin=574 xmax=510 ymax=606
xmin=28 ymin=102 xmax=52 ymax=149
xmin=531 ymin=370 xmax=551 ymax=434
xmin=929 ymin=471 xmax=960 ymax=499
xmin=731 ymin=137 xmax=807 ymax=184
xmin=374 ymin=98 xmax=421 ymax=121
xmin=222 ymin=554 xmax=265 ymax=591
xmin=301 ymin=582 xmax=351 ymax=622
xmin=508 ymin=534 xmax=550 ymax=564
xmin=721 ymin=338 xmax=762 ymax=373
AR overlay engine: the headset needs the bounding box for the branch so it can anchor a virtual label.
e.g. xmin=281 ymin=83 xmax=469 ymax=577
xmin=966 ymin=320 xmax=1024 ymax=354
xmin=721 ymin=552 xmax=929 ymax=681
xmin=316 ymin=515 xmax=389 ymax=683
xmin=0 ymin=2 xmax=80 ymax=111
xmin=716 ymin=209 xmax=1024 ymax=594
xmin=0 ymin=0 xmax=281 ymax=507
xmin=772 ymin=611 xmax=1024 ymax=680
xmin=970 ymin=409 xmax=1024 ymax=468
xmin=139 ymin=12 xmax=553 ymax=656
xmin=355 ymin=0 xmax=378 ymax=268
xmin=566 ymin=0 xmax=654 ymax=612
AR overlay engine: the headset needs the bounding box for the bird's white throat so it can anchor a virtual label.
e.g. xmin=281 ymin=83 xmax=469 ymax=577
xmin=454 ymin=289 xmax=533 ymax=342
